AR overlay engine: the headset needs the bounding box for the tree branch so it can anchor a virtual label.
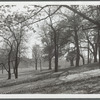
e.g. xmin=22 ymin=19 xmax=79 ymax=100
xmin=63 ymin=5 xmax=100 ymax=27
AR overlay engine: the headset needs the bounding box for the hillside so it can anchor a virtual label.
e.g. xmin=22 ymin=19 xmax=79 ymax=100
xmin=0 ymin=62 xmax=100 ymax=94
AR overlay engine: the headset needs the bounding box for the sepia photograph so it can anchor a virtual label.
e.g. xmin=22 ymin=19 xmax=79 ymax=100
xmin=0 ymin=1 xmax=100 ymax=96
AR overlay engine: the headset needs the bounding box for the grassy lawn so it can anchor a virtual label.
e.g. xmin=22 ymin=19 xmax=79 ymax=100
xmin=0 ymin=62 xmax=100 ymax=94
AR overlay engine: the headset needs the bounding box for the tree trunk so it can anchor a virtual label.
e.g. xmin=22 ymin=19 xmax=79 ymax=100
xmin=14 ymin=45 xmax=19 ymax=79
xmin=35 ymin=59 xmax=37 ymax=70
xmin=94 ymin=55 xmax=97 ymax=62
xmin=15 ymin=67 xmax=18 ymax=79
xmin=8 ymin=68 xmax=11 ymax=79
xmin=15 ymin=63 xmax=18 ymax=79
xmin=70 ymin=59 xmax=74 ymax=66
xmin=8 ymin=63 xmax=11 ymax=79
xmin=50 ymin=21 xmax=58 ymax=72
xmin=87 ymin=39 xmax=90 ymax=64
xmin=54 ymin=31 xmax=58 ymax=72
xmin=12 ymin=62 xmax=15 ymax=74
xmin=94 ymin=43 xmax=97 ymax=62
xmin=98 ymin=45 xmax=100 ymax=64
xmin=8 ymin=72 xmax=11 ymax=79
xmin=8 ymin=45 xmax=12 ymax=79
xmin=13 ymin=67 xmax=15 ymax=74
xmin=15 ymin=59 xmax=20 ymax=79
xmin=39 ymin=59 xmax=42 ymax=71
xmin=48 ymin=55 xmax=52 ymax=70
xmin=73 ymin=12 xmax=80 ymax=67
xmin=74 ymin=28 xmax=80 ymax=67
xmin=2 ymin=65 xmax=3 ymax=74
xmin=98 ymin=29 xmax=100 ymax=64
xmin=80 ymin=54 xmax=85 ymax=65
xmin=93 ymin=50 xmax=97 ymax=63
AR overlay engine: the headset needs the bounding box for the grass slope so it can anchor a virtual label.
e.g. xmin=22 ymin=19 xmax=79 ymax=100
xmin=0 ymin=62 xmax=100 ymax=94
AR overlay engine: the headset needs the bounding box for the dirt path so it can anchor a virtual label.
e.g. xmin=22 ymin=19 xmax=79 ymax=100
xmin=59 ymin=69 xmax=100 ymax=82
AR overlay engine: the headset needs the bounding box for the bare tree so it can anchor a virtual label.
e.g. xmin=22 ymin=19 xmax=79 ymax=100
xmin=32 ymin=44 xmax=40 ymax=70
